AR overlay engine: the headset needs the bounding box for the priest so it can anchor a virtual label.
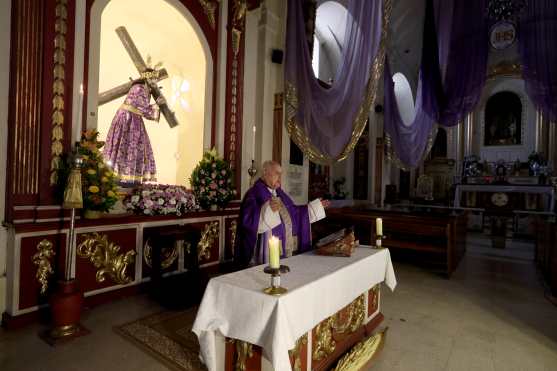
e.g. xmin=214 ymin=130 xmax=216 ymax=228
xmin=234 ymin=160 xmax=330 ymax=267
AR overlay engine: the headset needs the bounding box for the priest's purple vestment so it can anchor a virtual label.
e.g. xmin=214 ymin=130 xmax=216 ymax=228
xmin=234 ymin=179 xmax=314 ymax=266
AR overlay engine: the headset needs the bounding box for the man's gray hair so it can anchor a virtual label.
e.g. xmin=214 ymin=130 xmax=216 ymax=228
xmin=262 ymin=160 xmax=280 ymax=175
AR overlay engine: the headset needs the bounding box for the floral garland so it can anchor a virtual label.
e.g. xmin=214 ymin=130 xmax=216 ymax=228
xmin=125 ymin=184 xmax=199 ymax=216
xmin=78 ymin=130 xmax=119 ymax=212
xmin=190 ymin=148 xmax=236 ymax=209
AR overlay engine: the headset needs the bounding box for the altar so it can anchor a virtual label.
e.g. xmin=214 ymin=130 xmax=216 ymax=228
xmin=454 ymin=184 xmax=555 ymax=212
xmin=192 ymin=247 xmax=397 ymax=371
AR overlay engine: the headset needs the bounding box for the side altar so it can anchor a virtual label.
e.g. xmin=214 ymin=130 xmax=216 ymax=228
xmin=193 ymin=247 xmax=397 ymax=371
xmin=2 ymin=208 xmax=240 ymax=328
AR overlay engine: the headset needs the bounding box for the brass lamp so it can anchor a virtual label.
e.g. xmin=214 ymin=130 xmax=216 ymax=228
xmin=42 ymin=153 xmax=90 ymax=344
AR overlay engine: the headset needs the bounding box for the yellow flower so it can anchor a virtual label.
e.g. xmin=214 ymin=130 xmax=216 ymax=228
xmin=81 ymin=155 xmax=89 ymax=160
xmin=107 ymin=190 xmax=115 ymax=198
xmin=88 ymin=185 xmax=100 ymax=193
xmin=101 ymin=177 xmax=108 ymax=183
xmin=104 ymin=172 xmax=112 ymax=177
xmin=87 ymin=169 xmax=96 ymax=175
xmin=98 ymin=162 xmax=104 ymax=169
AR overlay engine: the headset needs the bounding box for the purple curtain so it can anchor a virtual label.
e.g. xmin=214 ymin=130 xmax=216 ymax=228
xmin=285 ymin=0 xmax=385 ymax=163
xmin=384 ymin=0 xmax=488 ymax=168
xmin=519 ymin=0 xmax=557 ymax=123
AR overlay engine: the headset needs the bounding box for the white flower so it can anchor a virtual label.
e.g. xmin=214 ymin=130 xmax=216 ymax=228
xmin=141 ymin=190 xmax=151 ymax=197
xmin=169 ymin=198 xmax=176 ymax=205
xmin=158 ymin=198 xmax=165 ymax=205
xmin=145 ymin=199 xmax=154 ymax=207
xmin=131 ymin=195 xmax=140 ymax=203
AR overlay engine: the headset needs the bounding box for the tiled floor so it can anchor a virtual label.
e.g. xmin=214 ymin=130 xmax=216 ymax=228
xmin=1 ymin=235 xmax=556 ymax=371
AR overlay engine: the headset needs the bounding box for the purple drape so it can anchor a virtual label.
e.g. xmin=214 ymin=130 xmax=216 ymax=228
xmin=384 ymin=0 xmax=488 ymax=168
xmin=285 ymin=0 xmax=385 ymax=163
xmin=519 ymin=0 xmax=557 ymax=123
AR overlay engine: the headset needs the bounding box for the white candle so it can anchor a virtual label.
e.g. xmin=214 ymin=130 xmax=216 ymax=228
xmin=77 ymin=83 xmax=84 ymax=143
xmin=268 ymin=235 xmax=280 ymax=269
xmin=252 ymin=124 xmax=256 ymax=161
xmin=376 ymin=218 xmax=383 ymax=236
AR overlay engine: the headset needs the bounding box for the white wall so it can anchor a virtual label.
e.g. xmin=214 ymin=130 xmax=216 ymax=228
xmin=0 ymin=0 xmax=12 ymax=315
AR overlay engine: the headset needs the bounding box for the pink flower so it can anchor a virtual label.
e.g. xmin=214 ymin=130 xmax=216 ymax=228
xmin=209 ymin=183 xmax=217 ymax=190
xmin=221 ymin=170 xmax=226 ymax=175
xmin=211 ymin=172 xmax=216 ymax=178
xmin=219 ymin=180 xmax=223 ymax=185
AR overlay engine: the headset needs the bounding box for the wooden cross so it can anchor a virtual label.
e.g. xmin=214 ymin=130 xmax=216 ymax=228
xmin=97 ymin=26 xmax=179 ymax=128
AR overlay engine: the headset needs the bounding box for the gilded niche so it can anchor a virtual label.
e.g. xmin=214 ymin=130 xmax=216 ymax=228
xmin=77 ymin=233 xmax=136 ymax=285
xmin=32 ymin=239 xmax=56 ymax=295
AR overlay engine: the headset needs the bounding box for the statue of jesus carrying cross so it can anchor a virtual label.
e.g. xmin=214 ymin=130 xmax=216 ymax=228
xmin=99 ymin=26 xmax=180 ymax=185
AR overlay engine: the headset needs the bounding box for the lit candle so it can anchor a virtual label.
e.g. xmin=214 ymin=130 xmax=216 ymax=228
xmin=77 ymin=83 xmax=84 ymax=142
xmin=268 ymin=236 xmax=280 ymax=269
xmin=252 ymin=124 xmax=256 ymax=161
xmin=376 ymin=218 xmax=383 ymax=236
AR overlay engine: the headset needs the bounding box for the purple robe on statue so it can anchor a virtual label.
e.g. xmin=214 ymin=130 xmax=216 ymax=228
xmin=103 ymin=83 xmax=159 ymax=184
xmin=234 ymin=179 xmax=312 ymax=267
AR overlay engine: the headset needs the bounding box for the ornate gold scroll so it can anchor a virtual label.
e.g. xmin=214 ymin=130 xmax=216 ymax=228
xmin=198 ymin=221 xmax=219 ymax=260
xmin=77 ymin=233 xmax=136 ymax=285
xmin=32 ymin=239 xmax=56 ymax=295
xmin=198 ymin=0 xmax=217 ymax=29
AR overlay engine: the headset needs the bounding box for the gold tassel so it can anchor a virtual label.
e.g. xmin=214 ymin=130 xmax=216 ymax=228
xmin=63 ymin=168 xmax=83 ymax=209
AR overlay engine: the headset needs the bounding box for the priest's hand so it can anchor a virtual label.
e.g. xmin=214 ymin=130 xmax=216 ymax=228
xmin=321 ymin=199 xmax=330 ymax=209
xmin=270 ymin=197 xmax=281 ymax=212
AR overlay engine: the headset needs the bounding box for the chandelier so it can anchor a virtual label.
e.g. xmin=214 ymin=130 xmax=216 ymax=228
xmin=486 ymin=0 xmax=527 ymax=23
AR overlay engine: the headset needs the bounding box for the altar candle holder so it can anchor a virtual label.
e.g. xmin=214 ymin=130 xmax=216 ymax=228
xmin=263 ymin=265 xmax=290 ymax=296
xmin=248 ymin=160 xmax=257 ymax=185
xmin=374 ymin=234 xmax=386 ymax=249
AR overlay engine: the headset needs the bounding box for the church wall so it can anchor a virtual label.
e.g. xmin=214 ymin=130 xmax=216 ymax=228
xmin=475 ymin=77 xmax=536 ymax=163
xmin=0 ymin=0 xmax=12 ymax=315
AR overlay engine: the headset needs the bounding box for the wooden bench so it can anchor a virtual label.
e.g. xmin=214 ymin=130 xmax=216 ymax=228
xmin=314 ymin=206 xmax=467 ymax=277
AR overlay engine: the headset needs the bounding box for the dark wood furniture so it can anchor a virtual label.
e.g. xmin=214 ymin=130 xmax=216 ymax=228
xmin=147 ymin=225 xmax=203 ymax=308
xmin=315 ymin=206 xmax=467 ymax=277
xmin=535 ymin=217 xmax=557 ymax=298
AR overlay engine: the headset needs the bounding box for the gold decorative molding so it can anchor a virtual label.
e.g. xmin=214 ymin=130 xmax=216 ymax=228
xmin=77 ymin=233 xmax=136 ymax=285
xmin=229 ymin=220 xmax=238 ymax=255
xmin=50 ymin=0 xmax=68 ymax=185
xmin=289 ymin=334 xmax=308 ymax=371
xmin=227 ymin=339 xmax=253 ymax=371
xmin=198 ymin=0 xmax=217 ymax=29
xmin=32 ymin=239 xmax=56 ymax=295
xmin=313 ymin=317 xmax=336 ymax=361
xmin=486 ymin=61 xmax=522 ymax=80
xmin=312 ymin=294 xmax=366 ymax=361
xmin=333 ymin=329 xmax=387 ymax=371
xmin=143 ymin=238 xmax=178 ymax=269
xmin=198 ymin=221 xmax=219 ymax=260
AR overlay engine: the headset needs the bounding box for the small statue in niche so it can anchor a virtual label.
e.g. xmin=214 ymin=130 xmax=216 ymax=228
xmin=484 ymin=91 xmax=522 ymax=146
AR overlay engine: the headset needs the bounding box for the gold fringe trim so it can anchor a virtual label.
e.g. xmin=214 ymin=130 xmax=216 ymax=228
xmin=385 ymin=125 xmax=438 ymax=171
xmin=285 ymin=0 xmax=393 ymax=165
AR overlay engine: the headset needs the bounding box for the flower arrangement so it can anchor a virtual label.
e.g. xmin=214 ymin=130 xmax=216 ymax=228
xmin=189 ymin=148 xmax=236 ymax=210
xmin=125 ymin=184 xmax=199 ymax=215
xmin=78 ymin=130 xmax=119 ymax=213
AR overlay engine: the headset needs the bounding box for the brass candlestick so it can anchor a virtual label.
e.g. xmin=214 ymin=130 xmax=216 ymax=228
xmin=263 ymin=265 xmax=290 ymax=295
xmin=374 ymin=234 xmax=386 ymax=248
xmin=248 ymin=160 xmax=257 ymax=185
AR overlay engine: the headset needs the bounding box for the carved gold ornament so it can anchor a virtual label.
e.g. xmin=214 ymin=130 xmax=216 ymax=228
xmin=333 ymin=328 xmax=387 ymax=371
xmin=313 ymin=317 xmax=336 ymax=361
xmin=486 ymin=61 xmax=522 ymax=80
xmin=227 ymin=339 xmax=253 ymax=371
xmin=229 ymin=219 xmax=238 ymax=255
xmin=289 ymin=334 xmax=308 ymax=371
xmin=198 ymin=221 xmax=219 ymax=260
xmin=198 ymin=0 xmax=217 ymax=29
xmin=313 ymin=294 xmax=366 ymax=361
xmin=77 ymin=233 xmax=136 ymax=285
xmin=32 ymin=239 xmax=56 ymax=295
xmin=142 ymin=238 xmax=178 ymax=269
xmin=50 ymin=0 xmax=68 ymax=185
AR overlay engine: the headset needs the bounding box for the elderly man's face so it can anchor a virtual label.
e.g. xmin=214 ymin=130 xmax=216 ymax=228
xmin=263 ymin=164 xmax=282 ymax=189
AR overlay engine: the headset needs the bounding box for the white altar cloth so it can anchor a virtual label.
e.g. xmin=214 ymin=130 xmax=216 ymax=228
xmin=192 ymin=247 xmax=397 ymax=371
